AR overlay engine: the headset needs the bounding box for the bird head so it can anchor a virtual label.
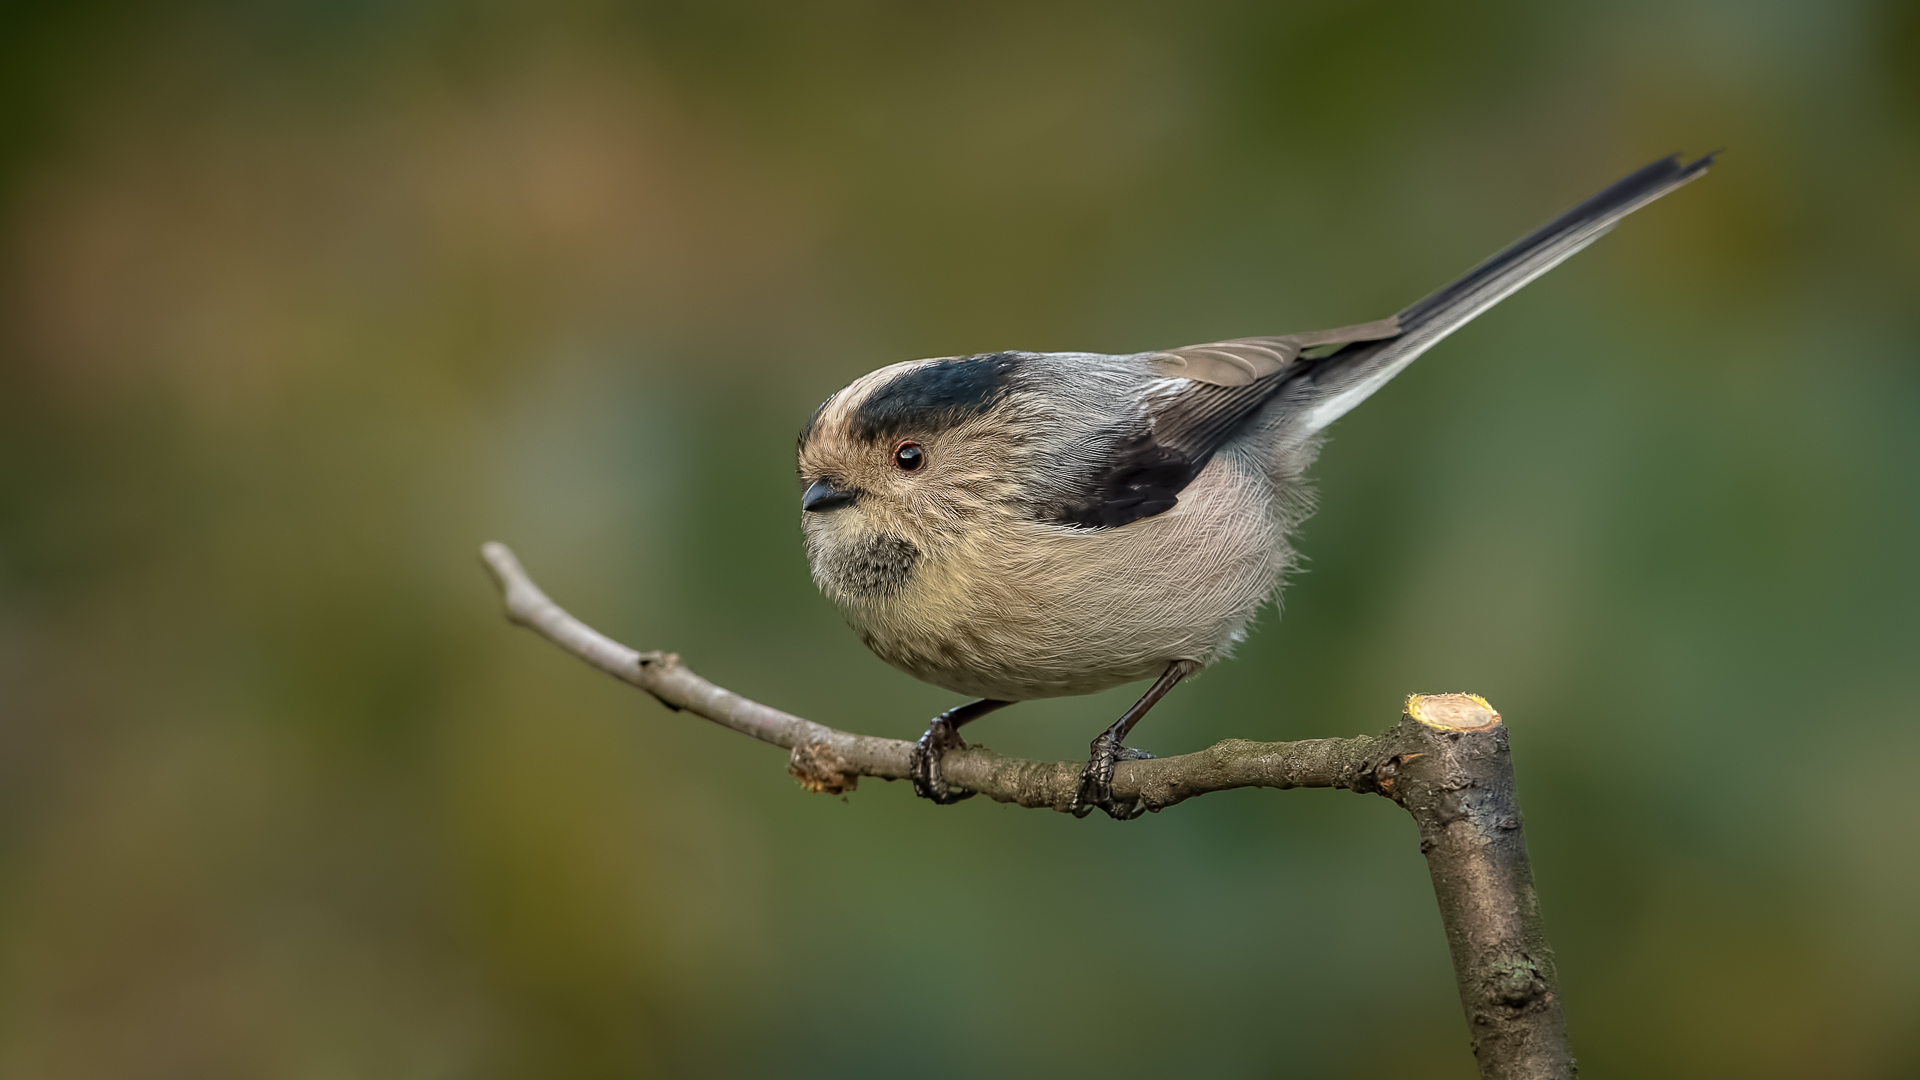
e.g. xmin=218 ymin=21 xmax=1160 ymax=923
xmin=795 ymin=353 xmax=1033 ymax=603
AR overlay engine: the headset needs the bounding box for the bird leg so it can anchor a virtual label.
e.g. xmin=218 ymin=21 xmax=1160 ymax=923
xmin=1072 ymin=661 xmax=1198 ymax=820
xmin=909 ymin=698 xmax=1012 ymax=805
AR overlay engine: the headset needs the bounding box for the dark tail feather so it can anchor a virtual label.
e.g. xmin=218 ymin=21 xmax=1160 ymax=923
xmin=1293 ymin=152 xmax=1716 ymax=432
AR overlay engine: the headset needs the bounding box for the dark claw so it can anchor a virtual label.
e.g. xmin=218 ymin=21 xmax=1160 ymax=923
xmin=909 ymin=716 xmax=975 ymax=805
xmin=1071 ymin=733 xmax=1154 ymax=820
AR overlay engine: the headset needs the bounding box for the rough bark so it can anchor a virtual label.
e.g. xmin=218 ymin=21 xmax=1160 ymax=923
xmin=479 ymin=542 xmax=1573 ymax=1079
xmin=1389 ymin=696 xmax=1575 ymax=1080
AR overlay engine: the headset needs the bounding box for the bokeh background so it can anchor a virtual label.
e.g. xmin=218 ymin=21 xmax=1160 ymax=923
xmin=2 ymin=1 xmax=1917 ymax=1077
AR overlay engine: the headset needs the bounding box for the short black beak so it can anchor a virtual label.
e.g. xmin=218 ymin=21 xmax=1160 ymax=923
xmin=802 ymin=478 xmax=859 ymax=513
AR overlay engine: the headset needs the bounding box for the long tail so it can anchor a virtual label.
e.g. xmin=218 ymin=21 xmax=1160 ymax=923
xmin=1293 ymin=152 xmax=1716 ymax=432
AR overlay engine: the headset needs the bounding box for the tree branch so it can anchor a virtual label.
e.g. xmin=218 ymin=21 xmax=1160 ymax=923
xmin=478 ymin=542 xmax=1574 ymax=1079
xmin=478 ymin=541 xmax=1389 ymax=811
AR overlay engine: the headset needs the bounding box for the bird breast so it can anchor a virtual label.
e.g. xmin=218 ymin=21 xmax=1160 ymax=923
xmin=814 ymin=452 xmax=1289 ymax=702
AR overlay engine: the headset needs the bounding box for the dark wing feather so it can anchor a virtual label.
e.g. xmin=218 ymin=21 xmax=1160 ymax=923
xmin=1044 ymin=319 xmax=1402 ymax=528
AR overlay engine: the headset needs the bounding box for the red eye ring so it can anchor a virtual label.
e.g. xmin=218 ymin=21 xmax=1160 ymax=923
xmin=893 ymin=441 xmax=925 ymax=472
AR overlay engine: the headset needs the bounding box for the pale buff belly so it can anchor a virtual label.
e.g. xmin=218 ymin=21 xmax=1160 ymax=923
xmin=836 ymin=458 xmax=1287 ymax=701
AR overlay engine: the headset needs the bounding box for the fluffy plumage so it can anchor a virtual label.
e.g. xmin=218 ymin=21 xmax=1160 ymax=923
xmin=797 ymin=153 xmax=1713 ymax=716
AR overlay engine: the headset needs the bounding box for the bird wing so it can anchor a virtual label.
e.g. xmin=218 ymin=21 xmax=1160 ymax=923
xmin=1040 ymin=320 xmax=1401 ymax=529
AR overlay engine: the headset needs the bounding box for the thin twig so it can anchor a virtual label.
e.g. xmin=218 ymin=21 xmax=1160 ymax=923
xmin=481 ymin=542 xmax=1387 ymax=811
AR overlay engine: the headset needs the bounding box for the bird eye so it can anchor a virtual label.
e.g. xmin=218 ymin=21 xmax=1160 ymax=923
xmin=893 ymin=441 xmax=925 ymax=472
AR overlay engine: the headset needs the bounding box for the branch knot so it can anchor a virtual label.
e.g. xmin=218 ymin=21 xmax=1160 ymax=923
xmin=788 ymin=741 xmax=859 ymax=795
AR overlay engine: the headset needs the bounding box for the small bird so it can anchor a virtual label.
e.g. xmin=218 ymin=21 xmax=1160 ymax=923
xmin=797 ymin=153 xmax=1712 ymax=818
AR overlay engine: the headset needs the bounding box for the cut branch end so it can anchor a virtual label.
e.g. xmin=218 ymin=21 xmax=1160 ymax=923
xmin=1407 ymin=692 xmax=1501 ymax=733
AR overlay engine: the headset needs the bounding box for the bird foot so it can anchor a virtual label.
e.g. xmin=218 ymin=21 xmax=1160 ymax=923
xmin=1071 ymin=733 xmax=1155 ymax=820
xmin=909 ymin=715 xmax=976 ymax=805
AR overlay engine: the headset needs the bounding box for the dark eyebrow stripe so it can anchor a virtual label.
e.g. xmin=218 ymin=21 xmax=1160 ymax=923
xmin=848 ymin=353 xmax=1023 ymax=443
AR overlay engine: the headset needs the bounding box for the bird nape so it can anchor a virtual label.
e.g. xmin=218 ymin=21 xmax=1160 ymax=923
xmin=795 ymin=152 xmax=1715 ymax=820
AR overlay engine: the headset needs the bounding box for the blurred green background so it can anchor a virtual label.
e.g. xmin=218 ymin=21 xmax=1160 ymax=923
xmin=2 ymin=1 xmax=1917 ymax=1077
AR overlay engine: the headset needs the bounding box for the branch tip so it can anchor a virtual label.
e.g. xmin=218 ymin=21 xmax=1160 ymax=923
xmin=479 ymin=542 xmax=542 ymax=626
